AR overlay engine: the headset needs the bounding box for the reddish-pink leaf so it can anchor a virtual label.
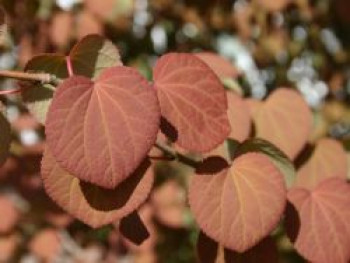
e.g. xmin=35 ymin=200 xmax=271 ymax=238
xmin=227 ymin=92 xmax=252 ymax=142
xmin=46 ymin=66 xmax=160 ymax=188
xmin=41 ymin=148 xmax=154 ymax=228
xmin=153 ymin=53 xmax=230 ymax=153
xmin=295 ymin=138 xmax=348 ymax=190
xmin=195 ymin=52 xmax=240 ymax=79
xmin=0 ymin=196 xmax=20 ymax=234
xmin=286 ymin=178 xmax=350 ymax=263
xmin=189 ymin=153 xmax=286 ymax=252
xmin=29 ymin=229 xmax=61 ymax=262
xmin=255 ymin=88 xmax=312 ymax=160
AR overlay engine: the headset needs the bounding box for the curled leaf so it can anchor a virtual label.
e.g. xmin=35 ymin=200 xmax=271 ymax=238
xmin=41 ymin=148 xmax=154 ymax=228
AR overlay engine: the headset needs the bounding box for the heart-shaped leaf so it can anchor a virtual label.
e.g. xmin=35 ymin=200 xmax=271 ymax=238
xmin=227 ymin=91 xmax=252 ymax=142
xmin=234 ymin=138 xmax=296 ymax=188
xmin=0 ymin=112 xmax=10 ymax=167
xmin=255 ymin=88 xmax=312 ymax=160
xmin=41 ymin=149 xmax=154 ymax=228
xmin=22 ymin=35 xmax=121 ymax=124
xmin=153 ymin=53 xmax=230 ymax=153
xmin=46 ymin=66 xmax=160 ymax=188
xmin=189 ymin=152 xmax=286 ymax=252
xmin=197 ymin=231 xmax=279 ymax=263
xmin=195 ymin=52 xmax=240 ymax=79
xmin=295 ymin=138 xmax=348 ymax=190
xmin=286 ymin=178 xmax=350 ymax=263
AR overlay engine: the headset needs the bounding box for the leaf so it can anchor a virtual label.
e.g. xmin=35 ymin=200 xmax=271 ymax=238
xmin=295 ymin=138 xmax=348 ymax=190
xmin=257 ymin=0 xmax=291 ymax=12
xmin=153 ymin=53 xmax=230 ymax=153
xmin=69 ymin=34 xmax=122 ymax=79
xmin=22 ymin=55 xmax=67 ymax=124
xmin=255 ymin=88 xmax=312 ymax=160
xmin=195 ymin=52 xmax=240 ymax=79
xmin=0 ymin=196 xmax=20 ymax=233
xmin=197 ymin=231 xmax=279 ymax=263
xmin=119 ymin=211 xmax=150 ymax=245
xmin=189 ymin=152 xmax=286 ymax=252
xmin=29 ymin=229 xmax=61 ymax=262
xmin=0 ymin=112 xmax=11 ymax=167
xmin=22 ymin=35 xmax=121 ymax=124
xmin=234 ymin=138 xmax=296 ymax=188
xmin=45 ymin=66 xmax=160 ymax=188
xmin=227 ymin=91 xmax=251 ymax=142
xmin=286 ymin=178 xmax=350 ymax=263
xmin=41 ymin=148 xmax=154 ymax=228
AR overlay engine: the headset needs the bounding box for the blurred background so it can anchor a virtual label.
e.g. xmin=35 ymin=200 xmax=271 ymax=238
xmin=0 ymin=0 xmax=349 ymax=262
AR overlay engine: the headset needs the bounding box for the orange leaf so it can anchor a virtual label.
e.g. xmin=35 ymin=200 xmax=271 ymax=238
xmin=295 ymin=138 xmax=348 ymax=190
xmin=41 ymin=148 xmax=154 ymax=228
xmin=45 ymin=66 xmax=160 ymax=188
xmin=255 ymin=88 xmax=312 ymax=160
xmin=153 ymin=53 xmax=230 ymax=153
xmin=189 ymin=152 xmax=286 ymax=252
xmin=227 ymin=92 xmax=252 ymax=142
xmin=195 ymin=52 xmax=240 ymax=79
xmin=286 ymin=178 xmax=350 ymax=263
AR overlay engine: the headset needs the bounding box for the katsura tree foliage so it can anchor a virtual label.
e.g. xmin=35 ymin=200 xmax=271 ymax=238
xmin=0 ymin=34 xmax=349 ymax=263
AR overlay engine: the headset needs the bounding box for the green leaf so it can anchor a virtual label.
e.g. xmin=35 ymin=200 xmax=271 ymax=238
xmin=233 ymin=138 xmax=296 ymax=188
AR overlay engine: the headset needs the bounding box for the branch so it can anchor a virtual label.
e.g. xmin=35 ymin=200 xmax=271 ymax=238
xmin=0 ymin=70 xmax=61 ymax=85
xmin=154 ymin=140 xmax=201 ymax=168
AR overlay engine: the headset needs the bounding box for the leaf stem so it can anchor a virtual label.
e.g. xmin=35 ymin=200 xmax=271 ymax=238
xmin=66 ymin=56 xmax=74 ymax=77
xmin=0 ymin=70 xmax=61 ymax=86
xmin=154 ymin=140 xmax=200 ymax=168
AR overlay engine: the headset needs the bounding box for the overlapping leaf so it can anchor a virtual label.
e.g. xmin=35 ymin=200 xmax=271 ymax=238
xmin=189 ymin=152 xmax=286 ymax=252
xmin=197 ymin=231 xmax=279 ymax=263
xmin=45 ymin=66 xmax=160 ymax=188
xmin=295 ymin=138 xmax=348 ymax=189
xmin=22 ymin=34 xmax=121 ymax=124
xmin=234 ymin=138 xmax=296 ymax=188
xmin=153 ymin=53 xmax=230 ymax=153
xmin=286 ymin=178 xmax=350 ymax=263
xmin=41 ymin=149 xmax=154 ymax=228
xmin=195 ymin=52 xmax=240 ymax=79
xmin=255 ymin=88 xmax=312 ymax=160
xmin=0 ymin=111 xmax=11 ymax=167
xmin=226 ymin=92 xmax=252 ymax=142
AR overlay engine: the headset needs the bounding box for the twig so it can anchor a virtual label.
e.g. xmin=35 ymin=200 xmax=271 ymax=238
xmin=154 ymin=140 xmax=200 ymax=168
xmin=0 ymin=70 xmax=61 ymax=85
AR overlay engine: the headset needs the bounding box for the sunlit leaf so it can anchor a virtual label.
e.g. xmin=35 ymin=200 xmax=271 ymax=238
xmin=29 ymin=229 xmax=61 ymax=262
xmin=69 ymin=34 xmax=122 ymax=78
xmin=195 ymin=52 xmax=240 ymax=79
xmin=189 ymin=152 xmax=286 ymax=252
xmin=197 ymin=231 xmax=279 ymax=263
xmin=234 ymin=138 xmax=296 ymax=188
xmin=0 ymin=196 xmax=20 ymax=233
xmin=22 ymin=55 xmax=67 ymax=124
xmin=295 ymin=138 xmax=348 ymax=189
xmin=41 ymin=149 xmax=154 ymax=228
xmin=153 ymin=53 xmax=230 ymax=153
xmin=22 ymin=35 xmax=121 ymax=124
xmin=286 ymin=178 xmax=350 ymax=263
xmin=227 ymin=91 xmax=251 ymax=142
xmin=46 ymin=66 xmax=160 ymax=188
xmin=255 ymin=88 xmax=312 ymax=160
xmin=0 ymin=111 xmax=11 ymax=167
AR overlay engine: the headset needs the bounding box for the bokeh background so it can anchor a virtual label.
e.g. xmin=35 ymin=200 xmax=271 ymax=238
xmin=0 ymin=0 xmax=349 ymax=262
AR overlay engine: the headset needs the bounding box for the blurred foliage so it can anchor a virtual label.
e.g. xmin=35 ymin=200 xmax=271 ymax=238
xmin=0 ymin=0 xmax=348 ymax=262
